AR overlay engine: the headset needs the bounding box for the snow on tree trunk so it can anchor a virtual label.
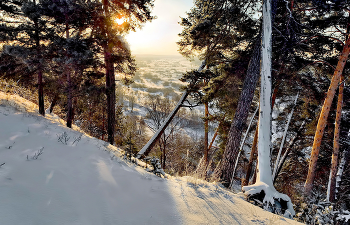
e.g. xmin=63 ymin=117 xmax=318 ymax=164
xmin=272 ymin=92 xmax=299 ymax=179
xmin=242 ymin=0 xmax=295 ymax=218
xmin=304 ymin=35 xmax=350 ymax=196
xmin=327 ymin=77 xmax=343 ymax=202
xmin=136 ymin=62 xmax=206 ymax=159
xmin=335 ymin=142 xmax=349 ymax=200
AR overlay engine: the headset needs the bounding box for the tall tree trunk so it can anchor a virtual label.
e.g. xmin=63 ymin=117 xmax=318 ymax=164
xmin=103 ymin=0 xmax=116 ymax=145
xmin=204 ymin=100 xmax=209 ymax=165
xmin=65 ymin=18 xmax=74 ymax=128
xmin=34 ymin=0 xmax=44 ymax=116
xmin=304 ymin=35 xmax=350 ymax=196
xmin=218 ymin=37 xmax=261 ymax=187
xmin=327 ymin=76 xmax=344 ymax=202
xmin=256 ymin=0 xmax=273 ymax=187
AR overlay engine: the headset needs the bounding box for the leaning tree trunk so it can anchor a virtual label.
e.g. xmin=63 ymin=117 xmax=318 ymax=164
xmin=327 ymin=76 xmax=344 ymax=202
xmin=230 ymin=104 xmax=259 ymax=189
xmin=136 ymin=62 xmax=206 ymax=159
xmin=304 ymin=35 xmax=350 ymax=196
xmin=217 ymin=37 xmax=261 ymax=187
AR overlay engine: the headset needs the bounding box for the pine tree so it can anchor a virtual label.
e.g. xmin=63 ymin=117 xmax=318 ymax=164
xmin=95 ymin=0 xmax=154 ymax=145
xmin=0 ymin=0 xmax=54 ymax=115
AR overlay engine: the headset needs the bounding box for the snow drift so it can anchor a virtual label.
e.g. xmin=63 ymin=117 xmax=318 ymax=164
xmin=0 ymin=92 xmax=302 ymax=224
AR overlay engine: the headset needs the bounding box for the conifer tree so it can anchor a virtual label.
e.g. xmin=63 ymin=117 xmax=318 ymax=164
xmin=0 ymin=0 xmax=52 ymax=116
xmin=94 ymin=0 xmax=154 ymax=145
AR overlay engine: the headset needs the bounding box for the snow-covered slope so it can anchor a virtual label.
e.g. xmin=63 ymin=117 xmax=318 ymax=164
xmin=0 ymin=92 xmax=302 ymax=225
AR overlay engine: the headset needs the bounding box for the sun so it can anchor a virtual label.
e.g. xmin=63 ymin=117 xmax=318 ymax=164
xmin=114 ymin=17 xmax=126 ymax=25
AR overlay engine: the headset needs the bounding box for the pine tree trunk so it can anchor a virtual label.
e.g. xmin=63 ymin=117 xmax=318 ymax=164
xmin=37 ymin=69 xmax=45 ymax=116
xmin=230 ymin=104 xmax=259 ymax=189
xmin=103 ymin=0 xmax=116 ymax=145
xmin=304 ymin=35 xmax=350 ymax=196
xmin=217 ymin=37 xmax=261 ymax=187
xmin=65 ymin=20 xmax=73 ymax=128
xmin=204 ymin=101 xmax=209 ymax=164
xmin=66 ymin=71 xmax=73 ymax=128
xmin=327 ymin=76 xmax=344 ymax=202
xmin=33 ymin=6 xmax=45 ymax=116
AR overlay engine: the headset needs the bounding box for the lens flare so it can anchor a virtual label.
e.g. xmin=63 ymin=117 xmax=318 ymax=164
xmin=115 ymin=18 xmax=125 ymax=25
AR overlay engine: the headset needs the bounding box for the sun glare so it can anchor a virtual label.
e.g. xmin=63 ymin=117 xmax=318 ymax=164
xmin=115 ymin=17 xmax=125 ymax=25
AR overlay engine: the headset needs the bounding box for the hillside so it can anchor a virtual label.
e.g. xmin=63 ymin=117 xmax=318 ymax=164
xmin=0 ymin=92 xmax=302 ymax=225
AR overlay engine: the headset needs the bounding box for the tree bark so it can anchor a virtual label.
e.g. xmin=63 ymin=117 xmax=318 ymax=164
xmin=65 ymin=18 xmax=74 ymax=128
xmin=33 ymin=0 xmax=44 ymax=116
xmin=103 ymin=0 xmax=116 ymax=145
xmin=304 ymin=35 xmax=350 ymax=196
xmin=204 ymin=100 xmax=209 ymax=165
xmin=218 ymin=37 xmax=261 ymax=187
xmin=327 ymin=76 xmax=344 ymax=202
xmin=230 ymin=104 xmax=259 ymax=189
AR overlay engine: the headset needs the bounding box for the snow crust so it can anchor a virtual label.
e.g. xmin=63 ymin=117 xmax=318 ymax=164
xmin=0 ymin=92 xmax=302 ymax=224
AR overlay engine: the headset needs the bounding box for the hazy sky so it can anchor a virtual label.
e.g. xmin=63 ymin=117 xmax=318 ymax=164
xmin=127 ymin=0 xmax=194 ymax=56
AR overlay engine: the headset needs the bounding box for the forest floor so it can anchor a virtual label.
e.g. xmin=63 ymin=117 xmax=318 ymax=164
xmin=0 ymin=92 xmax=302 ymax=225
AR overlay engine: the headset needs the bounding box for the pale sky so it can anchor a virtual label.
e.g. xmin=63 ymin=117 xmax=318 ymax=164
xmin=126 ymin=0 xmax=194 ymax=56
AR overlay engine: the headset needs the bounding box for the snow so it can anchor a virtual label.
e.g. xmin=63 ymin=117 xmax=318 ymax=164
xmin=242 ymin=0 xmax=295 ymax=219
xmin=0 ymin=92 xmax=302 ymax=224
